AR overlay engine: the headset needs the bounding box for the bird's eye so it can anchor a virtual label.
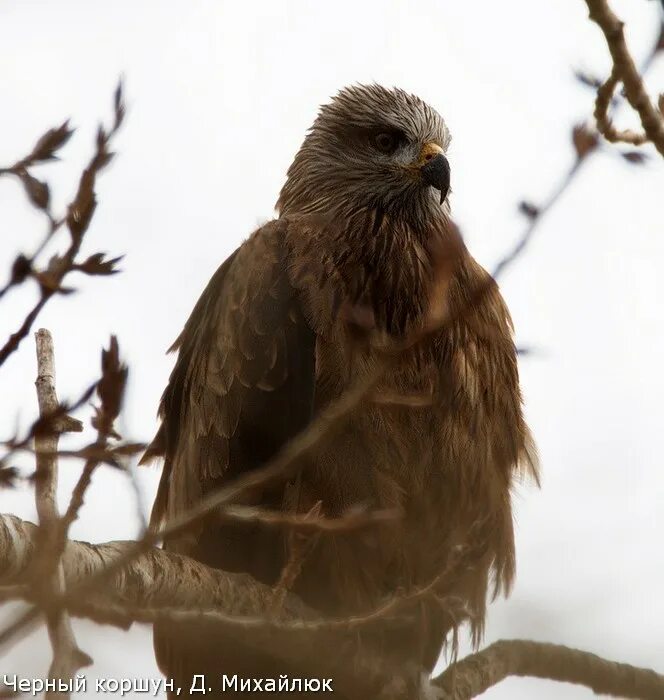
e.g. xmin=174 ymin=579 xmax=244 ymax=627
xmin=373 ymin=132 xmax=398 ymax=154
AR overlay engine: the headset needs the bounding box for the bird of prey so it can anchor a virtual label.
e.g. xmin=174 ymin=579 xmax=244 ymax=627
xmin=143 ymin=84 xmax=538 ymax=697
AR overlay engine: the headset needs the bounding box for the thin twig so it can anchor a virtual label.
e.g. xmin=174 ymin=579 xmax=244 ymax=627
xmin=0 ymin=83 xmax=125 ymax=368
xmin=595 ymin=68 xmax=650 ymax=145
xmin=221 ymin=504 xmax=396 ymax=532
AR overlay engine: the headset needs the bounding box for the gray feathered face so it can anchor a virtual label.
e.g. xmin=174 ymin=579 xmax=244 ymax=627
xmin=277 ymin=84 xmax=452 ymax=221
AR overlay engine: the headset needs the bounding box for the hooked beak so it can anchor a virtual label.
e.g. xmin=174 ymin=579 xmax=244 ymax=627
xmin=418 ymin=142 xmax=450 ymax=204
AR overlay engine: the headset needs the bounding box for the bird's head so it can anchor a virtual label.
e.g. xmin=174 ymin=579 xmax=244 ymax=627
xmin=277 ymin=84 xmax=452 ymax=222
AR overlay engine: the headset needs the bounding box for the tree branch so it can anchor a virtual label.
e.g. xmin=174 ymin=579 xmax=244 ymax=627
xmin=2 ymin=514 xmax=663 ymax=699
xmin=0 ymin=514 xmax=304 ymax=618
xmin=594 ymin=68 xmax=650 ymax=145
xmin=585 ymin=0 xmax=664 ymax=156
xmin=0 ymin=514 xmax=418 ymax=698
xmin=433 ymin=639 xmax=664 ymax=700
xmin=32 ymin=330 xmax=90 ymax=697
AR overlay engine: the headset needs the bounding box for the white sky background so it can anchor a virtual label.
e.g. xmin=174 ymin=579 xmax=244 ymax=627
xmin=1 ymin=0 xmax=663 ymax=697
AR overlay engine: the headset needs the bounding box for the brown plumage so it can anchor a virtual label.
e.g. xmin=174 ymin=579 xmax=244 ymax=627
xmin=143 ymin=84 xmax=538 ymax=697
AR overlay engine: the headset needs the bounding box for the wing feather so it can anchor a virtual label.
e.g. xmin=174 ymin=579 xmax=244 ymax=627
xmin=142 ymin=219 xmax=316 ymax=547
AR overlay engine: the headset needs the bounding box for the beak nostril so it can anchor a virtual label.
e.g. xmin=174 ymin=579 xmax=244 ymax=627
xmin=424 ymin=153 xmax=434 ymax=161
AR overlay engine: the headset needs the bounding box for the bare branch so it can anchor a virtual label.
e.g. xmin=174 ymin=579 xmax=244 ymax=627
xmin=2 ymin=515 xmax=662 ymax=699
xmin=433 ymin=639 xmax=664 ymax=700
xmin=585 ymin=0 xmax=664 ymax=157
xmin=0 ymin=514 xmax=306 ymax=618
xmin=0 ymin=513 xmax=462 ymax=643
xmin=32 ymin=330 xmax=91 ymax=697
xmin=0 ymin=514 xmax=416 ymax=698
xmin=595 ymin=68 xmax=650 ymax=145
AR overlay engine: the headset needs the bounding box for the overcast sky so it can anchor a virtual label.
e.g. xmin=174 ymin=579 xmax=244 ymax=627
xmin=1 ymin=1 xmax=664 ymax=698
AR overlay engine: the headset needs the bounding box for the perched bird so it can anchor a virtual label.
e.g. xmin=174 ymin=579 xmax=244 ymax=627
xmin=143 ymin=84 xmax=538 ymax=697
